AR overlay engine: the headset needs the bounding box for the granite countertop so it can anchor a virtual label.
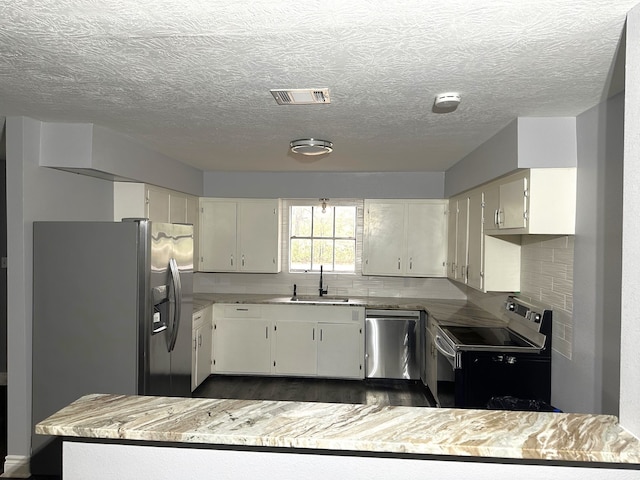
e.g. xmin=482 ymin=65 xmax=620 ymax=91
xmin=36 ymin=393 xmax=640 ymax=465
xmin=193 ymin=294 xmax=507 ymax=327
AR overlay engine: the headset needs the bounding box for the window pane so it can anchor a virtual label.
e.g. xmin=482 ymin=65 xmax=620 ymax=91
xmin=290 ymin=238 xmax=311 ymax=271
xmin=291 ymin=206 xmax=312 ymax=237
xmin=335 ymin=206 xmax=356 ymax=238
xmin=313 ymin=207 xmax=334 ymax=237
xmin=334 ymin=240 xmax=355 ymax=272
xmin=312 ymin=239 xmax=334 ymax=271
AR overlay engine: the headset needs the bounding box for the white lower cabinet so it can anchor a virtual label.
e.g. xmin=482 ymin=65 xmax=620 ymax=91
xmin=212 ymin=304 xmax=365 ymax=379
xmin=317 ymin=322 xmax=362 ymax=378
xmin=273 ymin=321 xmax=318 ymax=376
xmin=192 ymin=305 xmax=213 ymax=391
xmin=213 ymin=317 xmax=272 ymax=374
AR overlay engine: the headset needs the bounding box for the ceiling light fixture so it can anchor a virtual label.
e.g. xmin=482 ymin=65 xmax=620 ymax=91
xmin=434 ymin=92 xmax=461 ymax=110
xmin=320 ymin=198 xmax=329 ymax=213
xmin=290 ymin=138 xmax=333 ymax=156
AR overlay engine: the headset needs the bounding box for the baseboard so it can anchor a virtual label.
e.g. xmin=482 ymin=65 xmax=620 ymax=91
xmin=1 ymin=455 xmax=30 ymax=478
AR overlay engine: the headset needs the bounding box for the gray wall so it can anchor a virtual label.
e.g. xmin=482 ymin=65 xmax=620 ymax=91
xmin=555 ymin=92 xmax=624 ymax=415
xmin=203 ymin=171 xmax=445 ymax=199
xmin=5 ymin=117 xmax=115 ymax=468
xmin=620 ymin=2 xmax=640 ymax=435
xmin=444 ymin=117 xmax=577 ymax=197
xmin=4 ymin=116 xmax=205 ymax=473
xmin=39 ymin=122 xmax=204 ymax=196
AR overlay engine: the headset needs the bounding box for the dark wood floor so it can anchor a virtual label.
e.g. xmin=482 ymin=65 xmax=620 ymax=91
xmin=193 ymin=375 xmax=436 ymax=407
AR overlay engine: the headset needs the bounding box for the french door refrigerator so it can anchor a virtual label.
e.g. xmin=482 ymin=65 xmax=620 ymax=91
xmin=31 ymin=219 xmax=193 ymax=475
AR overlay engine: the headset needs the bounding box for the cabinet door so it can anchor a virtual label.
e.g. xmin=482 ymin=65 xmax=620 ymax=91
xmin=191 ymin=327 xmax=198 ymax=391
xmin=406 ymin=202 xmax=447 ymax=277
xmin=466 ymin=191 xmax=484 ymax=290
xmin=187 ymin=195 xmax=199 ymax=271
xmin=199 ymin=200 xmax=237 ymax=271
xmin=146 ymin=187 xmax=171 ymax=223
xmin=454 ymin=197 xmax=468 ymax=282
xmin=196 ymin=321 xmax=213 ymax=386
xmin=363 ymin=202 xmax=405 ymax=275
xmin=238 ymin=201 xmax=280 ymax=273
xmin=483 ymin=184 xmax=500 ymax=231
xmin=273 ymin=322 xmax=317 ymax=376
xmin=317 ymin=323 xmax=363 ymax=379
xmin=499 ymin=176 xmax=527 ymax=229
xmin=446 ymin=199 xmax=458 ymax=280
xmin=169 ymin=192 xmax=188 ymax=224
xmin=212 ymin=318 xmax=271 ymax=374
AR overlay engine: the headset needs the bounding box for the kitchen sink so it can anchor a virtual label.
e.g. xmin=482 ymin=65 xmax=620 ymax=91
xmin=288 ymin=296 xmax=350 ymax=303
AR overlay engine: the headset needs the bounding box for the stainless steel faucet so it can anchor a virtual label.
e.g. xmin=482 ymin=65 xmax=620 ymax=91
xmin=318 ymin=265 xmax=328 ymax=297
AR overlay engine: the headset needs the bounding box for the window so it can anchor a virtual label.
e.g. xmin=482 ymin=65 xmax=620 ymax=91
xmin=289 ymin=204 xmax=357 ymax=272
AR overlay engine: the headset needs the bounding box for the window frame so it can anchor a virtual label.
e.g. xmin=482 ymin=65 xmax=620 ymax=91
xmin=286 ymin=199 xmax=362 ymax=274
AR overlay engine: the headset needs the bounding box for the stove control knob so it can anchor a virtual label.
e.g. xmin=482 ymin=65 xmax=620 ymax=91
xmin=506 ymin=302 xmax=516 ymax=311
xmin=506 ymin=356 xmax=517 ymax=364
xmin=533 ymin=313 xmax=542 ymax=323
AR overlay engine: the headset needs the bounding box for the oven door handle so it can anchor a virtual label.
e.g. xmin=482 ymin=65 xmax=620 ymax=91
xmin=434 ymin=334 xmax=457 ymax=360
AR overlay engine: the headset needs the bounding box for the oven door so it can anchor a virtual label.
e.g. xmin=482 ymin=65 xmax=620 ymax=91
xmin=457 ymin=350 xmax=551 ymax=408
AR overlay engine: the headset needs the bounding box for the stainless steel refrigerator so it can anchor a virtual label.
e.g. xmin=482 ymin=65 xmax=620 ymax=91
xmin=31 ymin=219 xmax=193 ymax=475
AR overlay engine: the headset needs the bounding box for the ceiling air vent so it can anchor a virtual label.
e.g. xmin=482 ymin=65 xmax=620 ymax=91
xmin=270 ymin=88 xmax=331 ymax=105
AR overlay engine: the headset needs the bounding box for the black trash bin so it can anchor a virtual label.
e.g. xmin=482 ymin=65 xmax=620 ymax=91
xmin=487 ymin=396 xmax=561 ymax=412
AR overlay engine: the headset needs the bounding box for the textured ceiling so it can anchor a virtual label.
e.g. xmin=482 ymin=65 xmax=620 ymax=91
xmin=0 ymin=1 xmax=635 ymax=172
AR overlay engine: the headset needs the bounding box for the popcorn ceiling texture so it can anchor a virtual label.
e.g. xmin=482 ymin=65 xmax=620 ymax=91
xmin=0 ymin=0 xmax=635 ymax=173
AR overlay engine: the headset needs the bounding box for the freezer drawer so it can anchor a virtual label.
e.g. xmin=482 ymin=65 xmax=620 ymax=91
xmin=365 ymin=310 xmax=422 ymax=379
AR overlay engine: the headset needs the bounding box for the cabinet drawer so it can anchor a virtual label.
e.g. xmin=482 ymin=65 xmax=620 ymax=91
xmin=223 ymin=304 xmax=262 ymax=318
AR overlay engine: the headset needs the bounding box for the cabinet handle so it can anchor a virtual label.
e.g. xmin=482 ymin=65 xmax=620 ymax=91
xmin=397 ymin=258 xmax=401 ymax=270
xmin=266 ymin=326 xmax=269 ymax=339
xmin=230 ymin=255 xmax=234 ymax=266
xmin=409 ymin=258 xmax=413 ymax=270
xmin=312 ymin=328 xmax=315 ymax=340
xmin=194 ymin=338 xmax=197 ymax=350
xmin=242 ymin=255 xmax=245 ymax=267
xmin=320 ymin=329 xmax=323 ymax=341
xmin=198 ymin=334 xmax=202 ymax=347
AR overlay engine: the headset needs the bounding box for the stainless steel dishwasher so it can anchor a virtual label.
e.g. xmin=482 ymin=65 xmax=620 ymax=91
xmin=365 ymin=309 xmax=423 ymax=380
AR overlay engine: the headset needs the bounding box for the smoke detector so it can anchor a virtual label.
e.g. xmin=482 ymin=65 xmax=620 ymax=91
xmin=271 ymin=88 xmax=331 ymax=105
xmin=434 ymin=92 xmax=461 ymax=109
xmin=290 ymin=139 xmax=333 ymax=156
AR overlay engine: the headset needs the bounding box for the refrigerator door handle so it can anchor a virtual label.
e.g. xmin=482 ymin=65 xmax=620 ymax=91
xmin=167 ymin=257 xmax=182 ymax=352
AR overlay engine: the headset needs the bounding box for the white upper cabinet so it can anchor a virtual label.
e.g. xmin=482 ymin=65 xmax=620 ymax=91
xmin=113 ymin=182 xmax=198 ymax=225
xmin=447 ymin=188 xmax=521 ymax=293
xmin=113 ymin=182 xmax=199 ymax=268
xmin=484 ymin=168 xmax=577 ymax=235
xmin=199 ymin=198 xmax=281 ymax=273
xmin=363 ymin=199 xmax=447 ymax=277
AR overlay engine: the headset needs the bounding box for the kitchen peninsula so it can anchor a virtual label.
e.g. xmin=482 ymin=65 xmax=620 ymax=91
xmin=38 ymin=393 xmax=640 ymax=479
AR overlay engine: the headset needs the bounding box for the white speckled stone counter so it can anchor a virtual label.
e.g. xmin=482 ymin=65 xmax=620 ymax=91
xmin=37 ymin=393 xmax=640 ymax=465
xmin=193 ymin=294 xmax=507 ymax=327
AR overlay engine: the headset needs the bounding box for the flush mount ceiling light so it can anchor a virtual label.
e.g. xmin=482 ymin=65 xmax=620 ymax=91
xmin=271 ymin=88 xmax=331 ymax=105
xmin=434 ymin=92 xmax=461 ymax=110
xmin=290 ymin=138 xmax=333 ymax=156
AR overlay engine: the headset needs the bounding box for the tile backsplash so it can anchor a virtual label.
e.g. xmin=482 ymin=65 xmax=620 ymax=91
xmin=519 ymin=235 xmax=574 ymax=359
